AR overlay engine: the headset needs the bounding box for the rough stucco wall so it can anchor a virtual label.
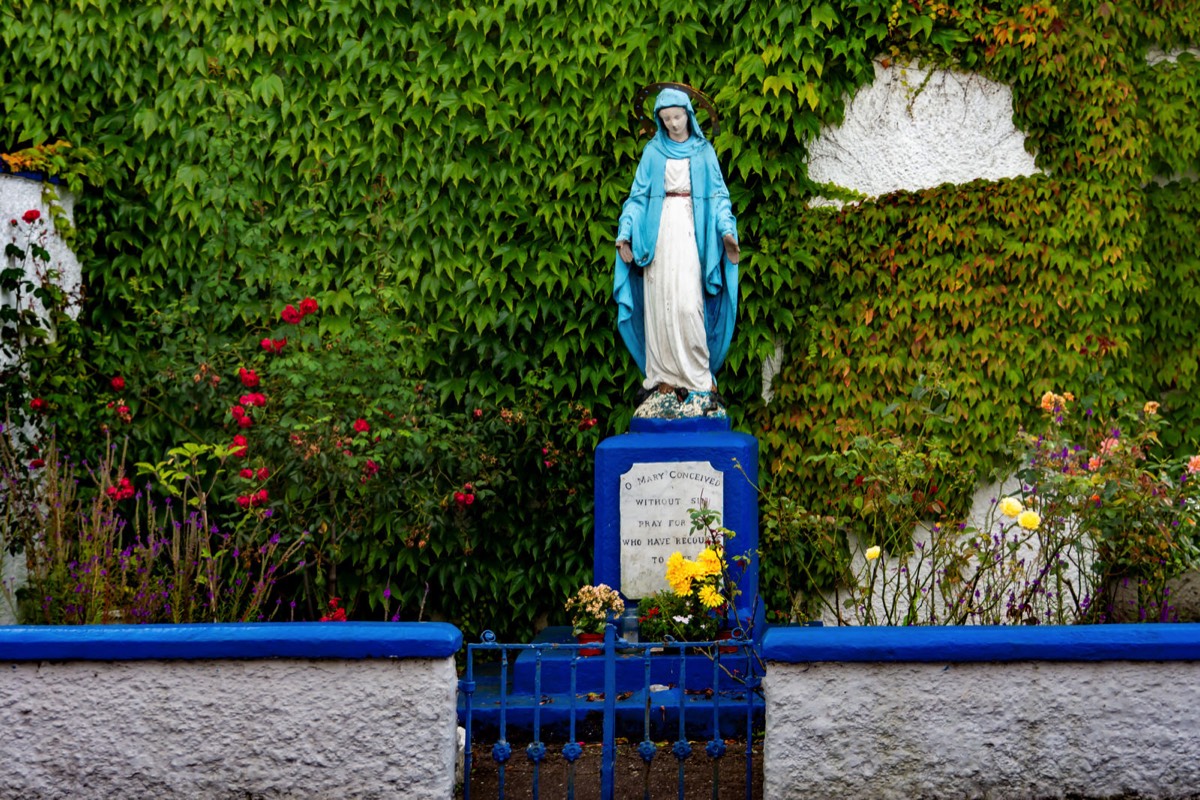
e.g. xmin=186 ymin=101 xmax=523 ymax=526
xmin=765 ymin=660 xmax=1200 ymax=799
xmin=762 ymin=61 xmax=1038 ymax=389
xmin=813 ymin=476 xmax=1100 ymax=626
xmin=0 ymin=174 xmax=82 ymax=320
xmin=0 ymin=657 xmax=458 ymax=799
xmin=806 ymin=61 xmax=1040 ymax=202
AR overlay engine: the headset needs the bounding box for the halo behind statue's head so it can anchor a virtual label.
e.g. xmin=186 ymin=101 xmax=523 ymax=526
xmin=632 ymin=82 xmax=720 ymax=139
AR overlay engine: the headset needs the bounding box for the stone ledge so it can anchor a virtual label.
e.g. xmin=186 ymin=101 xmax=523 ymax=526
xmin=762 ymin=622 xmax=1200 ymax=662
xmin=0 ymin=621 xmax=463 ymax=661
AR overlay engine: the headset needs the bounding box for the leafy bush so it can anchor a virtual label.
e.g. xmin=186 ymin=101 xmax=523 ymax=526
xmin=1 ymin=433 xmax=306 ymax=624
xmin=769 ymin=389 xmax=1200 ymax=625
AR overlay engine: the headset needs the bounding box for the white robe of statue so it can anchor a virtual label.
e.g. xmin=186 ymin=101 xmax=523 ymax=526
xmin=641 ymin=158 xmax=710 ymax=392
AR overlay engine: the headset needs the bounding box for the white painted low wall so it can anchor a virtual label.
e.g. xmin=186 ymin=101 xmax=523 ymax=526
xmin=0 ymin=622 xmax=462 ymax=799
xmin=762 ymin=625 xmax=1200 ymax=799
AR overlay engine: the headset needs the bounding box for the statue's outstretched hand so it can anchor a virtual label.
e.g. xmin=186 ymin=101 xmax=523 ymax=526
xmin=723 ymin=234 xmax=741 ymax=265
xmin=617 ymin=240 xmax=634 ymax=265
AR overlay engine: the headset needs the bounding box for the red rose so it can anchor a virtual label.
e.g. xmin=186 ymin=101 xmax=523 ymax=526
xmin=29 ymin=459 xmax=45 ymax=469
xmin=29 ymin=397 xmax=46 ymax=412
xmin=251 ymin=489 xmax=268 ymax=506
xmin=237 ymin=495 xmax=251 ymax=509
xmin=240 ymin=393 xmax=266 ymax=407
xmin=256 ymin=467 xmax=270 ymax=480
xmin=259 ymin=338 xmax=273 ymax=352
xmin=454 ymin=492 xmax=466 ymax=505
xmin=321 ymin=607 xmax=347 ymax=622
xmin=112 ymin=480 xmax=135 ymax=499
xmin=237 ymin=415 xmax=253 ymax=428
xmin=465 ymin=493 xmax=475 ymax=506
xmin=238 ymin=368 xmax=260 ymax=388
xmin=233 ymin=434 xmax=248 ymax=446
xmin=230 ymin=405 xmax=246 ymax=419
xmin=239 ymin=468 xmax=254 ymax=479
xmin=281 ymin=304 xmax=302 ymax=324
xmin=353 ymin=418 xmax=370 ymax=433
xmin=299 ymin=297 xmax=319 ymax=315
xmin=473 ymin=408 xmax=482 ymax=419
xmin=111 ymin=376 xmax=125 ymax=391
xmin=104 ymin=477 xmax=134 ymax=500
xmin=364 ymin=459 xmax=379 ymax=477
xmin=271 ymin=338 xmax=287 ymax=352
xmin=22 ymin=209 xmax=40 ymax=223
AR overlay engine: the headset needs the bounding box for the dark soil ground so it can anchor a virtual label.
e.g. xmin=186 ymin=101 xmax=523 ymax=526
xmin=459 ymin=739 xmax=764 ymax=799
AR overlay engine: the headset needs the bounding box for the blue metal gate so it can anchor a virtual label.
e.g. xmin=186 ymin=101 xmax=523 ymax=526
xmin=458 ymin=623 xmax=763 ymax=799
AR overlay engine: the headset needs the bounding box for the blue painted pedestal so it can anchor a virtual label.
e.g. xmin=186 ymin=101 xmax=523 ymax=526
xmin=491 ymin=417 xmax=765 ymax=739
xmin=593 ymin=417 xmax=760 ymax=624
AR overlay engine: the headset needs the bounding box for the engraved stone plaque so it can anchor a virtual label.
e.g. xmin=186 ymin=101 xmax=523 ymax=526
xmin=618 ymin=461 xmax=724 ymax=599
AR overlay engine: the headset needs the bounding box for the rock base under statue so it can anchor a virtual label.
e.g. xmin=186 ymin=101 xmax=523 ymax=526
xmin=633 ymin=389 xmax=727 ymax=419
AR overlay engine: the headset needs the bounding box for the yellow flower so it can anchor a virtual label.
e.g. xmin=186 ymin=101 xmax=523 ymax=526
xmin=999 ymin=496 xmax=1024 ymax=518
xmin=665 ymin=552 xmax=693 ymax=595
xmin=865 ymin=545 xmax=881 ymax=561
xmin=696 ymin=547 xmax=723 ymax=577
xmin=698 ymin=584 xmax=724 ymax=608
xmin=1144 ymin=401 xmax=1160 ymax=415
xmin=1017 ymin=510 xmax=1041 ymax=530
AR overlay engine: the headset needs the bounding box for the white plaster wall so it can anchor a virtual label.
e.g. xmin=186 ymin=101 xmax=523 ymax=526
xmin=813 ymin=476 xmax=1098 ymax=626
xmin=763 ymin=61 xmax=1039 ymax=397
xmin=806 ymin=61 xmax=1040 ymax=201
xmin=0 ymin=657 xmax=458 ymax=799
xmin=1146 ymin=47 xmax=1200 ymax=66
xmin=0 ymin=555 xmax=24 ymax=625
xmin=0 ymin=174 xmax=81 ymax=323
xmin=765 ymin=659 xmax=1200 ymax=799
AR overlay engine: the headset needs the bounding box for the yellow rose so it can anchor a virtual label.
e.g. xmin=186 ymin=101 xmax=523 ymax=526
xmin=1144 ymin=401 xmax=1160 ymax=415
xmin=999 ymin=496 xmax=1024 ymax=518
xmin=1017 ymin=510 xmax=1041 ymax=530
xmin=865 ymin=545 xmax=881 ymax=561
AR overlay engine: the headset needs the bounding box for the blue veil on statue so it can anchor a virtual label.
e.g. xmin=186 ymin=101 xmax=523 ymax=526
xmin=613 ymin=86 xmax=739 ymax=393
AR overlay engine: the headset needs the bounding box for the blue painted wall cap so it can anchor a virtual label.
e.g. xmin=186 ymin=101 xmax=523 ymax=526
xmin=0 ymin=621 xmax=463 ymax=661
xmin=761 ymin=623 xmax=1200 ymax=663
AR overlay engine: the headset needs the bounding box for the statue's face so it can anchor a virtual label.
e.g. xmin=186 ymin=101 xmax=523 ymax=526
xmin=658 ymin=107 xmax=690 ymax=143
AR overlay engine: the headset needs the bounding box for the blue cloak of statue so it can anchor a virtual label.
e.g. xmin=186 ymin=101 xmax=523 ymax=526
xmin=613 ymin=88 xmax=739 ymax=385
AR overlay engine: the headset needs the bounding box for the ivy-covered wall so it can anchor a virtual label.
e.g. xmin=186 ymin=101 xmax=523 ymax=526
xmin=2 ymin=0 xmax=1197 ymax=628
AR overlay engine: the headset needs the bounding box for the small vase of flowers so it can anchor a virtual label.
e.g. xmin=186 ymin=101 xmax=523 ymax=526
xmin=565 ymin=583 xmax=625 ymax=655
